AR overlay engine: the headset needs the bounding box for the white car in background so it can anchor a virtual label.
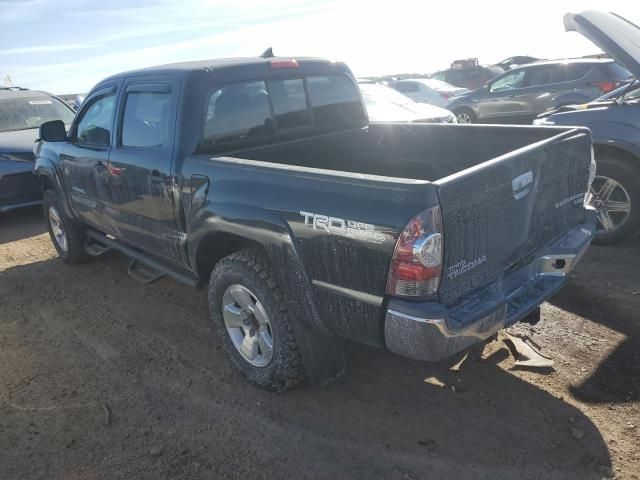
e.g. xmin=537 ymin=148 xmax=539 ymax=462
xmin=388 ymin=78 xmax=468 ymax=107
xmin=359 ymin=83 xmax=456 ymax=123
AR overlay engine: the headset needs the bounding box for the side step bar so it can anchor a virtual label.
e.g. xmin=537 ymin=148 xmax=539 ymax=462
xmin=85 ymin=229 xmax=200 ymax=288
xmin=84 ymin=237 xmax=112 ymax=257
xmin=127 ymin=258 xmax=165 ymax=285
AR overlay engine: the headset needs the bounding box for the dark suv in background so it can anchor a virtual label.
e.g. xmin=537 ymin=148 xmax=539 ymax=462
xmin=447 ymin=58 xmax=631 ymax=124
xmin=430 ymin=64 xmax=503 ymax=90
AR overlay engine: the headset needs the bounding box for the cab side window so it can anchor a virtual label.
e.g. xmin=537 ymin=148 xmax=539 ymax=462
xmin=121 ymin=89 xmax=171 ymax=148
xmin=523 ymin=66 xmax=555 ymax=88
xmin=76 ymin=93 xmax=116 ymax=147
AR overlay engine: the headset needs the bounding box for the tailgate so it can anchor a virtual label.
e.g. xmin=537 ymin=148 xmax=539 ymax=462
xmin=435 ymin=129 xmax=592 ymax=306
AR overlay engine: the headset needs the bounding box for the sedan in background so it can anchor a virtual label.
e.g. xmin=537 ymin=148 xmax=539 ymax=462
xmin=359 ymin=83 xmax=456 ymax=123
xmin=387 ymin=79 xmax=467 ymax=107
xmin=0 ymin=87 xmax=75 ymax=213
xmin=447 ymin=58 xmax=632 ymax=124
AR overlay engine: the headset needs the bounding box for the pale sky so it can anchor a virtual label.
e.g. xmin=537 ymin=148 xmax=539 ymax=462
xmin=1 ymin=0 xmax=639 ymax=94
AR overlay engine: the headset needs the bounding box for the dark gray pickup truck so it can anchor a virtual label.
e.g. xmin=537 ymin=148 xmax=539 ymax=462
xmin=34 ymin=53 xmax=596 ymax=391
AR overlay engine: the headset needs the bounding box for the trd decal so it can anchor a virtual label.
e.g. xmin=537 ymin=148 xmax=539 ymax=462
xmin=300 ymin=211 xmax=385 ymax=245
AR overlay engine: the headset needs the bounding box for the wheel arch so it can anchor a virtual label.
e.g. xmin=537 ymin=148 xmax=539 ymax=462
xmin=194 ymin=231 xmax=264 ymax=283
xmin=590 ymin=143 xmax=640 ymax=244
xmin=190 ymin=204 xmax=346 ymax=385
xmin=593 ymin=143 xmax=640 ymax=170
xmin=34 ymin=157 xmax=75 ymax=219
xmin=453 ymin=106 xmax=476 ymax=122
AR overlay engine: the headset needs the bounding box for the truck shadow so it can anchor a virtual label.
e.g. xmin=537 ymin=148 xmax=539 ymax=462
xmin=0 ymin=254 xmax=611 ymax=479
xmin=0 ymin=206 xmax=46 ymax=244
xmin=549 ymin=241 xmax=640 ymax=405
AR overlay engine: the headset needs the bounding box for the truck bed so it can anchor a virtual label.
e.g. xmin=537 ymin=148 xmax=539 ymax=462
xmin=204 ymin=122 xmax=592 ymax=311
xmin=218 ymin=123 xmax=565 ymax=182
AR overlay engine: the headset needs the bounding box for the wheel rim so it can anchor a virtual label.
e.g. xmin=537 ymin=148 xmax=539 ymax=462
xmin=456 ymin=111 xmax=472 ymax=123
xmin=48 ymin=205 xmax=68 ymax=252
xmin=222 ymin=284 xmax=274 ymax=367
xmin=586 ymin=175 xmax=632 ymax=235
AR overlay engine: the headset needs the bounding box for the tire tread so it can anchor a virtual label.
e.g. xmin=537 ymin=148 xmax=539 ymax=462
xmin=208 ymin=248 xmax=305 ymax=391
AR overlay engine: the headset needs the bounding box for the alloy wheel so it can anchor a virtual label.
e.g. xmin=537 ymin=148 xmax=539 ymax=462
xmin=586 ymin=175 xmax=632 ymax=235
xmin=222 ymin=284 xmax=274 ymax=367
xmin=48 ymin=205 xmax=68 ymax=252
xmin=456 ymin=111 xmax=473 ymax=124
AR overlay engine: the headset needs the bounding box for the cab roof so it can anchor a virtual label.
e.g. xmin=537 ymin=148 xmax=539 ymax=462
xmin=101 ymin=56 xmax=344 ymax=82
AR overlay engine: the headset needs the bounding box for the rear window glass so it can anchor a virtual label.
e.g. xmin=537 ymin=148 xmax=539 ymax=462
xmin=202 ymin=74 xmax=364 ymax=146
xmin=204 ymin=80 xmax=273 ymax=145
xmin=268 ymin=78 xmax=310 ymax=129
xmin=306 ymin=75 xmax=365 ymax=127
xmin=601 ymin=62 xmax=632 ymax=80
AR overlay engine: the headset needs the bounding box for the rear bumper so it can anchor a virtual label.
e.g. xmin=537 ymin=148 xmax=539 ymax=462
xmin=384 ymin=214 xmax=594 ymax=361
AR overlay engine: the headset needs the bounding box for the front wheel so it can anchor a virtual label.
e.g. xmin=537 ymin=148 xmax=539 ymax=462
xmin=586 ymin=157 xmax=640 ymax=244
xmin=208 ymin=249 xmax=306 ymax=391
xmin=454 ymin=108 xmax=476 ymax=124
xmin=43 ymin=190 xmax=90 ymax=264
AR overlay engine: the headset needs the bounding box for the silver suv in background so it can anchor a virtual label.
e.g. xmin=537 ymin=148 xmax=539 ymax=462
xmin=388 ymin=79 xmax=467 ymax=107
xmin=447 ymin=58 xmax=632 ymax=124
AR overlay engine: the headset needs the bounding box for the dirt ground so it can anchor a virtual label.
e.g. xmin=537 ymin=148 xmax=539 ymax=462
xmin=1 ymin=206 xmax=638 ymax=480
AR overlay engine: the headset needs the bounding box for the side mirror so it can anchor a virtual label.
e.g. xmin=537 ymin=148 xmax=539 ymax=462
xmin=39 ymin=120 xmax=67 ymax=142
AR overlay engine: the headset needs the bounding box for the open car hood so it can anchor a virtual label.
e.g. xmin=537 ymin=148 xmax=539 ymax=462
xmin=564 ymin=10 xmax=640 ymax=78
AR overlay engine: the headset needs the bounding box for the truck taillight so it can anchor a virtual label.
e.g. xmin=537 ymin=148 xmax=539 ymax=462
xmin=270 ymin=59 xmax=299 ymax=69
xmin=387 ymin=206 xmax=443 ymax=298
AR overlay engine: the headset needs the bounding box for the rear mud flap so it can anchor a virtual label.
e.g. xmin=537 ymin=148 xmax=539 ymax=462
xmin=289 ymin=321 xmax=346 ymax=387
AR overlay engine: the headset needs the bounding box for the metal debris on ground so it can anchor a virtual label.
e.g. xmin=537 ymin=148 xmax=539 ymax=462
xmin=423 ymin=376 xmax=446 ymax=388
xmin=502 ymin=331 xmax=555 ymax=368
xmin=449 ymin=352 xmax=469 ymax=372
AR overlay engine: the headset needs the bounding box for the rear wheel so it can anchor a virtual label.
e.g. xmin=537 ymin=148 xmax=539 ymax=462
xmin=208 ymin=249 xmax=305 ymax=391
xmin=454 ymin=108 xmax=476 ymax=124
xmin=587 ymin=156 xmax=640 ymax=244
xmin=43 ymin=190 xmax=90 ymax=264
